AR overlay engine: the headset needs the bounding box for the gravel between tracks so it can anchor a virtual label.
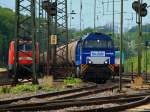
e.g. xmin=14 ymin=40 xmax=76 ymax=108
xmin=48 ymin=103 xmax=120 ymax=112
xmin=45 ymin=89 xmax=121 ymax=112
xmin=78 ymin=81 xmax=149 ymax=100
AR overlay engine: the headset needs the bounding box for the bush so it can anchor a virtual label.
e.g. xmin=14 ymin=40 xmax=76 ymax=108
xmin=63 ymin=77 xmax=82 ymax=86
xmin=10 ymin=84 xmax=40 ymax=94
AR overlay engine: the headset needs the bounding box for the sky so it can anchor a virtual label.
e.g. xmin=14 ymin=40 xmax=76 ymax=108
xmin=0 ymin=0 xmax=150 ymax=31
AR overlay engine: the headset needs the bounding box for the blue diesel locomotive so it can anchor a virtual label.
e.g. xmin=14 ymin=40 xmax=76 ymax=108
xmin=75 ymin=33 xmax=119 ymax=82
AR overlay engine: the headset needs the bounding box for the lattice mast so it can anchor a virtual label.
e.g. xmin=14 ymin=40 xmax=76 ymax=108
xmin=14 ymin=0 xmax=38 ymax=84
xmin=55 ymin=0 xmax=68 ymax=64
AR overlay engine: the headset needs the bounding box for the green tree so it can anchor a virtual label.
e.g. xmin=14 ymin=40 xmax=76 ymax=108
xmin=0 ymin=7 xmax=15 ymax=64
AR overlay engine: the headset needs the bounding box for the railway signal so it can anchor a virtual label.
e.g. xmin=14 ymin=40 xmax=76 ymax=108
xmin=50 ymin=2 xmax=57 ymax=16
xmin=140 ymin=3 xmax=148 ymax=17
xmin=132 ymin=1 xmax=148 ymax=17
xmin=42 ymin=0 xmax=57 ymax=16
xmin=132 ymin=1 xmax=139 ymax=13
xmin=131 ymin=0 xmax=148 ymax=88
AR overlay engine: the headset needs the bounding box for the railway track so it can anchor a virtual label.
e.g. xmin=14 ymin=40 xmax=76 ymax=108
xmin=0 ymin=82 xmax=96 ymax=104
xmin=68 ymin=95 xmax=150 ymax=112
xmin=1 ymin=91 xmax=150 ymax=111
xmin=0 ymin=82 xmax=119 ymax=111
xmin=0 ymin=70 xmax=149 ymax=111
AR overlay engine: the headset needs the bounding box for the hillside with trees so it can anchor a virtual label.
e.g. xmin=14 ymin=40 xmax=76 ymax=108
xmin=129 ymin=24 xmax=150 ymax=32
xmin=0 ymin=7 xmax=15 ymax=64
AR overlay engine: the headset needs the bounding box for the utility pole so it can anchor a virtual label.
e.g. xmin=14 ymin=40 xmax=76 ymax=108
xmin=38 ymin=0 xmax=41 ymax=63
xmin=94 ymin=0 xmax=96 ymax=30
xmin=47 ymin=13 xmax=50 ymax=75
xmin=80 ymin=0 xmax=82 ymax=32
xmin=119 ymin=0 xmax=123 ymax=91
xmin=65 ymin=0 xmax=69 ymax=64
xmin=14 ymin=0 xmax=19 ymax=82
xmin=46 ymin=0 xmax=51 ymax=76
xmin=137 ymin=0 xmax=142 ymax=75
xmin=1 ymin=37 xmax=5 ymax=65
xmin=50 ymin=0 xmax=56 ymax=66
xmin=38 ymin=0 xmax=45 ymax=64
xmin=112 ymin=0 xmax=115 ymax=39
xmin=145 ymin=42 xmax=148 ymax=80
xmin=31 ymin=0 xmax=38 ymax=84
xmin=70 ymin=0 xmax=72 ymax=29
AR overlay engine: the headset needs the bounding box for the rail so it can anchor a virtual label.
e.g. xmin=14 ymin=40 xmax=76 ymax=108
xmin=1 ymin=92 xmax=150 ymax=111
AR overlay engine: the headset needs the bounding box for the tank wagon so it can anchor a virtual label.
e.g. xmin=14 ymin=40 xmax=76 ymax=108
xmin=54 ymin=33 xmax=120 ymax=83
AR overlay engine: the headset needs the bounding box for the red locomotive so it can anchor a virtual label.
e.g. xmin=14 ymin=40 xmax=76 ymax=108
xmin=8 ymin=39 xmax=39 ymax=79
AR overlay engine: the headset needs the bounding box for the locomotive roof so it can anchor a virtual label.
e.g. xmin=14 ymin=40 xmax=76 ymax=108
xmin=82 ymin=33 xmax=112 ymax=41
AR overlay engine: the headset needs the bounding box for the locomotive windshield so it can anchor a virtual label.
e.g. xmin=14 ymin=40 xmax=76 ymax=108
xmin=83 ymin=40 xmax=112 ymax=48
xmin=19 ymin=44 xmax=32 ymax=51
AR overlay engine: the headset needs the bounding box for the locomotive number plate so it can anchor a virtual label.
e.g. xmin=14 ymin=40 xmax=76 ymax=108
xmin=91 ymin=51 xmax=105 ymax=57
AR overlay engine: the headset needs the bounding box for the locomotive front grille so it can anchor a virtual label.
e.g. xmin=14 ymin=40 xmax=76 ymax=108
xmin=86 ymin=57 xmax=110 ymax=64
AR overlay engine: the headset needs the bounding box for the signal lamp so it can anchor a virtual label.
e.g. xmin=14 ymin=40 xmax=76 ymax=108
xmin=132 ymin=1 xmax=148 ymax=17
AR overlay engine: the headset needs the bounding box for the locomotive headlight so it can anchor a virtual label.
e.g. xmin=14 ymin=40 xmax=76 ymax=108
xmin=87 ymin=58 xmax=92 ymax=64
xmin=104 ymin=59 xmax=109 ymax=64
xmin=104 ymin=61 xmax=108 ymax=64
xmin=88 ymin=60 xmax=92 ymax=64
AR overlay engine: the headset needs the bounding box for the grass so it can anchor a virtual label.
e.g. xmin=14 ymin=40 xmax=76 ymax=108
xmin=63 ymin=77 xmax=82 ymax=86
xmin=0 ymin=83 xmax=57 ymax=94
xmin=124 ymin=49 xmax=150 ymax=73
xmin=0 ymin=76 xmax=82 ymax=94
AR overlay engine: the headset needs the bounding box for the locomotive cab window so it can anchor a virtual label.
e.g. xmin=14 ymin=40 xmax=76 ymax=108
xmin=19 ymin=44 xmax=24 ymax=51
xmin=25 ymin=44 xmax=32 ymax=51
xmin=19 ymin=44 xmax=32 ymax=51
xmin=83 ymin=40 xmax=112 ymax=48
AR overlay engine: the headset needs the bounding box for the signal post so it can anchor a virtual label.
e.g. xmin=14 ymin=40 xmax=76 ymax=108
xmin=42 ymin=0 xmax=57 ymax=76
xmin=132 ymin=0 xmax=148 ymax=88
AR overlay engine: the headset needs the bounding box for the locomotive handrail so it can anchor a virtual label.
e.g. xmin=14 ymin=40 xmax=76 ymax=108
xmin=56 ymin=54 xmax=66 ymax=61
xmin=57 ymin=45 xmax=66 ymax=52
